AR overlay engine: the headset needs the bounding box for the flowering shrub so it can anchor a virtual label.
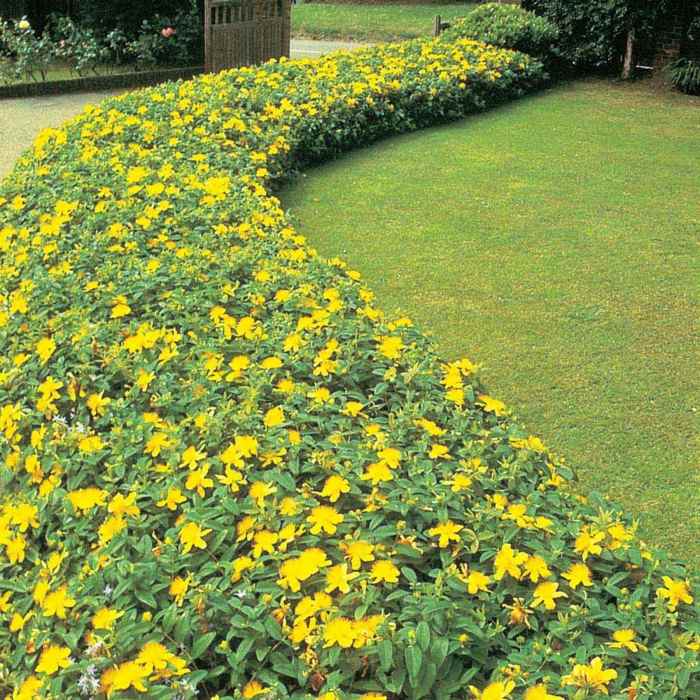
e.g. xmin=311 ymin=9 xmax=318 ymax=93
xmin=0 ymin=4 xmax=201 ymax=86
xmin=48 ymin=15 xmax=108 ymax=77
xmin=0 ymin=17 xmax=54 ymax=83
xmin=0 ymin=34 xmax=698 ymax=700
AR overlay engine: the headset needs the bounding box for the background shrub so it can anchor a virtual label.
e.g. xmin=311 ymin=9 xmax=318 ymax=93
xmin=667 ymin=57 xmax=700 ymax=94
xmin=76 ymin=0 xmax=203 ymax=40
xmin=440 ymin=2 xmax=559 ymax=62
xmin=521 ymin=0 xmax=700 ymax=72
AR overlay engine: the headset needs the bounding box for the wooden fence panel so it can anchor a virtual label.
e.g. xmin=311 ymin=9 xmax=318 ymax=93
xmin=205 ymin=0 xmax=291 ymax=73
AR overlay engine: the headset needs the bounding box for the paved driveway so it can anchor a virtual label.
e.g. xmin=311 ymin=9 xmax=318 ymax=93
xmin=0 ymin=39 xmax=368 ymax=180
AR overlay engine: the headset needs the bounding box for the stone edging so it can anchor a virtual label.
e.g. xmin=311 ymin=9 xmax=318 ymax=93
xmin=0 ymin=67 xmax=205 ymax=100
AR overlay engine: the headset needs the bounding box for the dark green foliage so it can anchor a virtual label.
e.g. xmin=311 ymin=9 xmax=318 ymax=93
xmin=667 ymin=57 xmax=700 ymax=93
xmin=441 ymin=2 xmax=559 ymax=62
xmin=76 ymin=0 xmax=203 ymax=39
xmin=522 ymin=0 xmax=700 ymax=71
xmin=522 ymin=0 xmax=630 ymax=69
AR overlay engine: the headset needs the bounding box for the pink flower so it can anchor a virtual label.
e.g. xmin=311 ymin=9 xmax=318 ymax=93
xmin=161 ymin=27 xmax=176 ymax=39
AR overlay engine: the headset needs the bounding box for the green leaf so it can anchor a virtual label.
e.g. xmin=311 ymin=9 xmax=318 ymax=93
xmin=235 ymin=636 xmax=255 ymax=662
xmin=135 ymin=589 xmax=157 ymax=608
xmin=429 ymin=637 xmax=449 ymax=667
xmin=405 ymin=645 xmax=423 ymax=688
xmin=401 ymin=566 xmax=418 ymax=584
xmin=378 ymin=639 xmax=393 ymax=672
xmin=191 ymin=631 xmax=216 ymax=660
xmin=416 ymin=621 xmax=430 ymax=651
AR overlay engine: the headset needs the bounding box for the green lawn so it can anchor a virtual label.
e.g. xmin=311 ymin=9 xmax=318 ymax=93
xmin=291 ymin=3 xmax=475 ymax=42
xmin=281 ymin=78 xmax=700 ymax=568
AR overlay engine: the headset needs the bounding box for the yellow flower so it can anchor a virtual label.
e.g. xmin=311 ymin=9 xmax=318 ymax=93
xmin=126 ymin=166 xmax=150 ymax=184
xmin=98 ymin=515 xmax=126 ymax=545
xmin=657 ymin=576 xmax=693 ymax=611
xmin=523 ymin=555 xmax=551 ymax=583
xmin=370 ymin=560 xmax=400 ymax=584
xmin=10 ymin=611 xmax=33 ymax=632
xmin=531 ymin=581 xmax=567 ymax=610
xmin=42 ymin=586 xmax=76 ymax=619
xmin=242 ymin=680 xmax=267 ymax=698
xmin=377 ymin=447 xmax=401 ymax=467
xmin=180 ymin=445 xmax=206 ymax=469
xmin=325 ymin=563 xmax=358 ymax=594
xmin=574 ymin=528 xmax=605 ymax=561
xmin=86 ymin=392 xmax=110 ymax=417
xmin=263 ymin=405 xmax=285 ymax=428
xmin=217 ymin=466 xmax=245 ymax=493
xmin=415 ymin=417 xmax=445 ymax=436
xmin=248 ymin=480 xmax=276 ymax=506
xmin=341 ymin=540 xmax=375 ymax=570
xmin=307 ymin=505 xmax=343 ymax=535
xmin=111 ymin=302 xmax=131 ymax=318
xmin=477 ymin=394 xmax=507 ymax=416
xmin=451 ymin=473 xmax=473 ymax=493
xmin=135 ymin=370 xmax=156 ymax=391
xmin=36 ymin=644 xmax=72 ymax=675
xmin=102 ymin=660 xmax=150 ymax=694
xmin=427 ymin=520 xmax=463 ymax=548
xmin=562 ymin=562 xmax=593 ymax=589
xmin=170 ymin=575 xmax=192 ymax=605
xmin=320 ymin=474 xmax=351 ymax=503
xmin=524 ymin=684 xmax=563 ymax=700
xmin=36 ymin=337 xmax=56 ymax=364
xmin=343 ymin=401 xmax=364 ymax=417
xmin=323 ymin=617 xmax=357 ymax=648
xmin=108 ymin=492 xmax=140 ymax=518
xmin=493 ymin=543 xmax=528 ymax=581
xmin=91 ymin=607 xmax=123 ymax=630
xmin=377 ymin=335 xmax=404 ymax=360
xmin=231 ymin=556 xmax=255 ymax=583
xmin=308 ymin=386 xmax=332 ymax=404
xmin=466 ymin=569 xmax=491 ymax=595
xmin=10 ymin=503 xmax=39 ymax=532
xmin=179 ymin=521 xmax=211 ymax=553
xmin=78 ymin=435 xmax=104 ymax=453
xmin=6 ymin=535 xmax=26 ymax=564
xmin=252 ymin=530 xmax=279 ymax=558
xmin=562 ymin=657 xmax=617 ymax=694
xmin=12 ymin=675 xmax=43 ymax=700
xmin=469 ymin=680 xmax=515 ymax=700
xmin=608 ymin=628 xmax=641 ymax=652
xmin=185 ymin=465 xmax=214 ymax=497
xmin=429 ymin=443 xmax=450 ymax=459
xmin=361 ymin=461 xmax=394 ymax=485
xmin=137 ymin=640 xmax=188 ymax=676
xmin=67 ymin=488 xmax=108 ymax=514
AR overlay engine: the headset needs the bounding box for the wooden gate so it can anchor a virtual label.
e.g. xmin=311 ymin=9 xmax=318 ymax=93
xmin=205 ymin=0 xmax=291 ymax=73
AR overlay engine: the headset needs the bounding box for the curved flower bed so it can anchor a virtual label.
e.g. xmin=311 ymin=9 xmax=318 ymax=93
xmin=0 ymin=35 xmax=698 ymax=700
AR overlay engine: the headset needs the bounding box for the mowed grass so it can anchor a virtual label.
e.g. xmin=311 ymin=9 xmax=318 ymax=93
xmin=291 ymin=3 xmax=476 ymax=42
xmin=281 ymin=78 xmax=700 ymax=567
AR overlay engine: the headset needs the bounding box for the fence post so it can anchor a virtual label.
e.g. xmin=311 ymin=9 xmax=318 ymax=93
xmin=204 ymin=0 xmax=212 ymax=72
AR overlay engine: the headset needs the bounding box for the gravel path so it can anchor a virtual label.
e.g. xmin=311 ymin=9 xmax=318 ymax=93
xmin=0 ymin=90 xmax=124 ymax=179
xmin=0 ymin=39 xmax=369 ymax=180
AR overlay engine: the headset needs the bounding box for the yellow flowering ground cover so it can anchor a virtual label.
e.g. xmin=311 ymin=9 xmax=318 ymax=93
xmin=0 ymin=30 xmax=698 ymax=700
